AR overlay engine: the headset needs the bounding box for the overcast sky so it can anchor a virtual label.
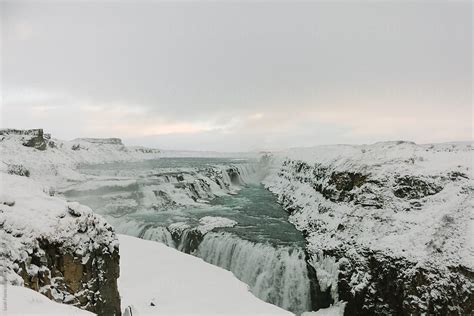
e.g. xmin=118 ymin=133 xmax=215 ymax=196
xmin=1 ymin=1 xmax=472 ymax=151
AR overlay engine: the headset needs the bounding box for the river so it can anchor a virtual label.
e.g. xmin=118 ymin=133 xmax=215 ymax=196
xmin=62 ymin=157 xmax=312 ymax=314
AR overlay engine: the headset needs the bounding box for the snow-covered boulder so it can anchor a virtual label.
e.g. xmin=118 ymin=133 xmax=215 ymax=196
xmin=0 ymin=173 xmax=121 ymax=315
xmin=264 ymin=141 xmax=473 ymax=315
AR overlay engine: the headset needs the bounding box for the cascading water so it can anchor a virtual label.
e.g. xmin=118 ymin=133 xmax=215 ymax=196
xmin=111 ymin=220 xmax=176 ymax=248
xmin=64 ymin=158 xmax=314 ymax=315
xmin=195 ymin=232 xmax=311 ymax=314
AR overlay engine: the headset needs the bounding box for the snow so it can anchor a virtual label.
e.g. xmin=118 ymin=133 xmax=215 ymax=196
xmin=198 ymin=216 xmax=238 ymax=234
xmin=118 ymin=234 xmax=293 ymax=315
xmin=0 ymin=133 xmax=164 ymax=187
xmin=301 ymin=302 xmax=346 ymax=316
xmin=4 ymin=285 xmax=93 ymax=315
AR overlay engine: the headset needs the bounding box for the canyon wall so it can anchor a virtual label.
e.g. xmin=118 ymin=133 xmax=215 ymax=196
xmin=264 ymin=141 xmax=473 ymax=315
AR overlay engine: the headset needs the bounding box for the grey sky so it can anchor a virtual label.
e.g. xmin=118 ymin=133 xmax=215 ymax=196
xmin=1 ymin=1 xmax=472 ymax=151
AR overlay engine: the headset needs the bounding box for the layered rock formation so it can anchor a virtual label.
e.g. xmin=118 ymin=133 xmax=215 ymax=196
xmin=0 ymin=174 xmax=121 ymax=315
xmin=264 ymin=141 xmax=473 ymax=315
xmin=0 ymin=128 xmax=49 ymax=151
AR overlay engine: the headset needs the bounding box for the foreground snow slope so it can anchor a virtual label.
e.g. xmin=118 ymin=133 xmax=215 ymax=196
xmin=5 ymin=285 xmax=94 ymax=316
xmin=264 ymin=141 xmax=473 ymax=314
xmin=118 ymin=234 xmax=292 ymax=316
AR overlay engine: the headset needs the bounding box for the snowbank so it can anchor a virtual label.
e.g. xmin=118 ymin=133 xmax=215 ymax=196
xmin=4 ymin=285 xmax=93 ymax=315
xmin=198 ymin=216 xmax=238 ymax=233
xmin=118 ymin=234 xmax=293 ymax=315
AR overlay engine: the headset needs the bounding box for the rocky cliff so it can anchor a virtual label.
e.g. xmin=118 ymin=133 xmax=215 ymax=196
xmin=0 ymin=173 xmax=121 ymax=315
xmin=264 ymin=141 xmax=473 ymax=315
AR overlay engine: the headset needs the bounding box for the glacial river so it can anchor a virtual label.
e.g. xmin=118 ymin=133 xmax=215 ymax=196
xmin=63 ymin=158 xmax=312 ymax=314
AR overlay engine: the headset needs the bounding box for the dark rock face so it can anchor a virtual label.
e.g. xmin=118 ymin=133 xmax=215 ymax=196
xmin=6 ymin=164 xmax=30 ymax=177
xmin=15 ymin=239 xmax=121 ymax=315
xmin=393 ymin=175 xmax=442 ymax=199
xmin=306 ymin=255 xmax=334 ymax=311
xmin=171 ymin=228 xmax=204 ymax=254
xmin=71 ymin=144 xmax=82 ymax=151
xmin=21 ymin=129 xmax=48 ymax=151
xmin=337 ymin=252 xmax=474 ymax=315
xmin=227 ymin=169 xmax=242 ymax=185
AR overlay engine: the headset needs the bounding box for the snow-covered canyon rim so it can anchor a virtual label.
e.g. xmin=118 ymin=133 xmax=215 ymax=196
xmin=264 ymin=141 xmax=473 ymax=315
xmin=1 ymin=129 xmax=473 ymax=315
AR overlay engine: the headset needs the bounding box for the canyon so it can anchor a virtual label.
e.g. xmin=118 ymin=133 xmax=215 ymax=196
xmin=1 ymin=129 xmax=472 ymax=315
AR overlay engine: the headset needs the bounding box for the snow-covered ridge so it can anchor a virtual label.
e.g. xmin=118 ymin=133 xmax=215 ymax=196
xmin=73 ymin=137 xmax=124 ymax=145
xmin=0 ymin=128 xmax=163 ymax=186
xmin=264 ymin=141 xmax=473 ymax=314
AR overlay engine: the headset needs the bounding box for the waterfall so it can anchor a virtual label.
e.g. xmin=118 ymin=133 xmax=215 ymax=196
xmin=176 ymin=228 xmax=203 ymax=253
xmin=309 ymin=253 xmax=340 ymax=303
xmin=111 ymin=220 xmax=176 ymax=248
xmin=195 ymin=232 xmax=311 ymax=314
xmin=140 ymin=225 xmax=175 ymax=247
xmin=235 ymin=164 xmax=258 ymax=184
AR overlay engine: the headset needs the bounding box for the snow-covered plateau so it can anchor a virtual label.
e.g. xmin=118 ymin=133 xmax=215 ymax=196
xmin=1 ymin=129 xmax=473 ymax=315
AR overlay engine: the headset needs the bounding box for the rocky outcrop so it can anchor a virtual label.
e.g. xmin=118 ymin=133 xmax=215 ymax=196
xmin=264 ymin=142 xmax=474 ymax=315
xmin=1 ymin=174 xmax=122 ymax=315
xmin=74 ymin=138 xmax=124 ymax=145
xmin=0 ymin=128 xmax=48 ymax=151
xmin=6 ymin=163 xmax=31 ymax=177
xmin=16 ymin=239 xmax=121 ymax=315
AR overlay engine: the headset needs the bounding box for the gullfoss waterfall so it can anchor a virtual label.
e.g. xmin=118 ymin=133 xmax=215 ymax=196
xmin=63 ymin=158 xmax=315 ymax=314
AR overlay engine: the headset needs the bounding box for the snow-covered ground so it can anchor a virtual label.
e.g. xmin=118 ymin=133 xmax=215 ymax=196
xmin=4 ymin=285 xmax=94 ymax=315
xmin=0 ymin=130 xmax=162 ymax=187
xmin=118 ymin=234 xmax=292 ymax=316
